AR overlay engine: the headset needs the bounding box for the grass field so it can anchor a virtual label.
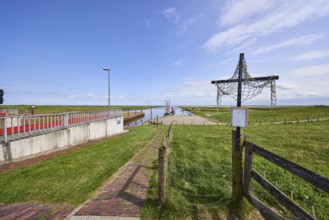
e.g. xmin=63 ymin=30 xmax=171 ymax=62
xmin=142 ymin=122 xmax=329 ymax=219
xmin=0 ymin=125 xmax=159 ymax=206
xmin=0 ymin=105 xmax=159 ymax=114
xmin=182 ymin=106 xmax=329 ymax=124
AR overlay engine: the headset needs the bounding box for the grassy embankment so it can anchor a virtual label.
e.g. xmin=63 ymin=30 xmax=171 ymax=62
xmin=142 ymin=122 xmax=329 ymax=219
xmin=0 ymin=125 xmax=160 ymax=207
xmin=182 ymin=106 xmax=329 ymax=124
xmin=0 ymin=105 xmax=159 ymax=114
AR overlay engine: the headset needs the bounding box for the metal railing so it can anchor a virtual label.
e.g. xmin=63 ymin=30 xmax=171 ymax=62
xmin=0 ymin=109 xmax=122 ymax=143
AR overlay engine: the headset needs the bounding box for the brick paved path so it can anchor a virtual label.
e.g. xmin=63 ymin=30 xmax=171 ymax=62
xmin=68 ymin=126 xmax=166 ymax=219
xmin=0 ymin=202 xmax=73 ymax=219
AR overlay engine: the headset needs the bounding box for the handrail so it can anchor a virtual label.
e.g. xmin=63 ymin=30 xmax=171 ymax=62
xmin=0 ymin=109 xmax=122 ymax=143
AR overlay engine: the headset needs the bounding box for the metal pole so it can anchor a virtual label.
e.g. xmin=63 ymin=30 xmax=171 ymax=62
xmin=108 ymin=69 xmax=110 ymax=111
xmin=236 ymin=53 xmax=244 ymax=151
xmin=102 ymin=68 xmax=111 ymax=113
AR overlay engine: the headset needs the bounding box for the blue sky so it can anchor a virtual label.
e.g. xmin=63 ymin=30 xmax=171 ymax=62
xmin=1 ymin=0 xmax=329 ymax=106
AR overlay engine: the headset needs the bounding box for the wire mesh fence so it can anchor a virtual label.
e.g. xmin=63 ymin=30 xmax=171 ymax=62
xmin=157 ymin=124 xmax=234 ymax=217
xmin=168 ymin=157 xmax=232 ymax=210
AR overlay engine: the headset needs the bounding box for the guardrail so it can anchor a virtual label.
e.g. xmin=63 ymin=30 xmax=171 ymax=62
xmin=0 ymin=109 xmax=122 ymax=143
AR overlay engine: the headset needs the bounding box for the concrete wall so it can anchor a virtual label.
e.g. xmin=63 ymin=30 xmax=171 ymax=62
xmin=0 ymin=116 xmax=124 ymax=164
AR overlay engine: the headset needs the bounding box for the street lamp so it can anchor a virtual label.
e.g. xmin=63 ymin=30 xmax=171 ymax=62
xmin=102 ymin=68 xmax=110 ymax=111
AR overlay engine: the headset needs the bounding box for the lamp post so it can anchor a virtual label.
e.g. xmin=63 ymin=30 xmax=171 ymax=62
xmin=102 ymin=68 xmax=110 ymax=112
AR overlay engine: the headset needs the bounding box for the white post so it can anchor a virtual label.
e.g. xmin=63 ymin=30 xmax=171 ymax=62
xmin=3 ymin=117 xmax=8 ymax=143
xmin=64 ymin=113 xmax=69 ymax=127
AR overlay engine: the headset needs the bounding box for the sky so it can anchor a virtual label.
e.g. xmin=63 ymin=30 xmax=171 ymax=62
xmin=1 ymin=0 xmax=329 ymax=106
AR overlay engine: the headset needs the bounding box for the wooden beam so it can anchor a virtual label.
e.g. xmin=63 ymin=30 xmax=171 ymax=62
xmin=232 ymin=130 xmax=243 ymax=202
xmin=252 ymin=170 xmax=314 ymax=220
xmin=246 ymin=194 xmax=284 ymax=220
xmin=211 ymin=75 xmax=279 ymax=84
xmin=243 ymin=142 xmax=253 ymax=196
xmin=248 ymin=141 xmax=329 ymax=193
xmin=158 ymin=138 xmax=169 ymax=204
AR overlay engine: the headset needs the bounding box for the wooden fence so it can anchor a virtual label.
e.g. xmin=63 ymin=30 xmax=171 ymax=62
xmin=243 ymin=140 xmax=329 ymax=220
xmin=157 ymin=127 xmax=329 ymax=218
xmin=158 ymin=123 xmax=173 ymax=204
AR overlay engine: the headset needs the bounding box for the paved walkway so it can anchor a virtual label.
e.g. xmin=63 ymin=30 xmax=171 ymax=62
xmin=160 ymin=115 xmax=219 ymax=125
xmin=0 ymin=202 xmax=73 ymax=219
xmin=68 ymin=126 xmax=166 ymax=220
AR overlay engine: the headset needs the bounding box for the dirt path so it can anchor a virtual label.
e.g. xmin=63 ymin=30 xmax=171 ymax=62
xmin=160 ymin=115 xmax=219 ymax=125
xmin=68 ymin=126 xmax=167 ymax=220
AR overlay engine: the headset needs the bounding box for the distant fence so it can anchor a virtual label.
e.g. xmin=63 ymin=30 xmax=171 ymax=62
xmin=243 ymin=140 xmax=329 ymax=219
xmin=0 ymin=109 xmax=122 ymax=143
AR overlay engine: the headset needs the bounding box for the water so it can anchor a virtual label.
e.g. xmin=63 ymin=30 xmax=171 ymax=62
xmin=124 ymin=106 xmax=193 ymax=127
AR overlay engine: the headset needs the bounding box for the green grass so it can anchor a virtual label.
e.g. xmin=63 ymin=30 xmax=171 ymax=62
xmin=0 ymin=125 xmax=159 ymax=207
xmin=1 ymin=105 xmax=160 ymax=114
xmin=245 ymin=122 xmax=329 ymax=219
xmin=142 ymin=122 xmax=329 ymax=219
xmin=182 ymin=106 xmax=329 ymax=124
xmin=142 ymin=125 xmax=238 ymax=219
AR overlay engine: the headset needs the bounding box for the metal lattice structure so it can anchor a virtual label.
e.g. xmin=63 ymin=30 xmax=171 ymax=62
xmin=212 ymin=54 xmax=279 ymax=107
xmin=211 ymin=53 xmax=279 ymax=151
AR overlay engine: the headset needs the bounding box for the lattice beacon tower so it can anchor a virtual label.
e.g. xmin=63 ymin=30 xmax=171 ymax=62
xmin=211 ymin=53 xmax=279 ymax=107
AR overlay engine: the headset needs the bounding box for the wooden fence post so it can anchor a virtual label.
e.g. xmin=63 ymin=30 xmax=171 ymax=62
xmin=243 ymin=141 xmax=254 ymax=197
xmin=232 ymin=130 xmax=243 ymax=203
xmin=158 ymin=137 xmax=169 ymax=204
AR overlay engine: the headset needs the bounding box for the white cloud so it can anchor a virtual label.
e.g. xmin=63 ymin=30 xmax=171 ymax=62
xmin=173 ymin=60 xmax=183 ymax=66
xmin=204 ymin=0 xmax=329 ymax=53
xmin=87 ymin=93 xmax=99 ymax=100
xmin=178 ymin=18 xmax=196 ymax=34
xmin=276 ymin=82 xmax=297 ymax=90
xmin=115 ymin=96 xmax=125 ymax=100
xmin=252 ymin=34 xmax=324 ymax=54
xmin=162 ymin=7 xmax=180 ymax=23
xmin=164 ymin=79 xmax=215 ymax=100
xmin=219 ymin=0 xmax=277 ymax=27
xmin=290 ymin=50 xmax=329 ymax=61
xmin=68 ymin=94 xmax=84 ymax=98
xmin=4 ymin=87 xmax=29 ymax=94
xmin=69 ymin=93 xmax=99 ymax=100
xmin=290 ymin=64 xmax=329 ymax=77
xmin=161 ymin=7 xmax=198 ymax=34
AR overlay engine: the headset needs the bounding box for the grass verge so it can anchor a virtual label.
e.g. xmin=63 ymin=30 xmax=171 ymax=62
xmin=0 ymin=125 xmax=159 ymax=207
xmin=182 ymin=106 xmax=329 ymax=124
xmin=142 ymin=122 xmax=329 ymax=219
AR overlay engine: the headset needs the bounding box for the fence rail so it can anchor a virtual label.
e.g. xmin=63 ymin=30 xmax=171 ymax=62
xmin=0 ymin=109 xmax=122 ymax=143
xmin=243 ymin=140 xmax=329 ymax=220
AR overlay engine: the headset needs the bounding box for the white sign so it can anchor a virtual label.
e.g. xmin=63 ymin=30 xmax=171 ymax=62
xmin=231 ymin=107 xmax=248 ymax=127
